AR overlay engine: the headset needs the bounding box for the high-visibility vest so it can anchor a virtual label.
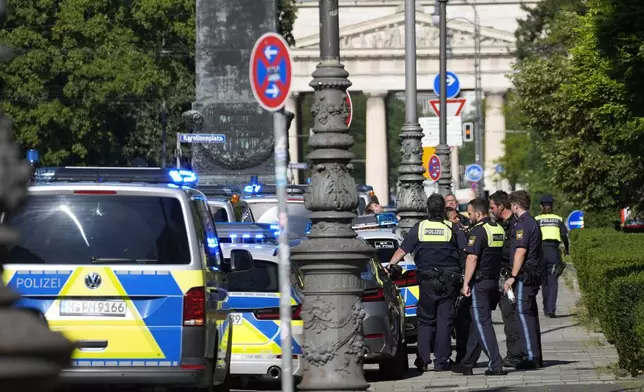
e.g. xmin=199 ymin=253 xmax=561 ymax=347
xmin=480 ymin=222 xmax=506 ymax=248
xmin=418 ymin=220 xmax=453 ymax=243
xmin=535 ymin=214 xmax=563 ymax=242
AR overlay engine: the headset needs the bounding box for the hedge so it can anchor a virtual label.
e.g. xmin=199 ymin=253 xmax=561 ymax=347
xmin=572 ymin=229 xmax=644 ymax=375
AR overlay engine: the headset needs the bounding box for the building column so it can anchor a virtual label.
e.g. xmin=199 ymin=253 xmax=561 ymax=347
xmin=285 ymin=92 xmax=300 ymax=184
xmin=484 ymin=90 xmax=507 ymax=192
xmin=365 ymin=91 xmax=389 ymax=206
xmin=451 ymin=146 xmax=460 ymax=189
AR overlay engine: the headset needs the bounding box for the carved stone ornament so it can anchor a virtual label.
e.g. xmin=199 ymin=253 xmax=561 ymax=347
xmin=301 ymin=297 xmax=366 ymax=371
xmin=311 ymin=95 xmax=348 ymax=127
xmin=400 ymin=139 xmax=423 ymax=162
xmin=396 ymin=182 xmax=426 ymax=212
xmin=304 ymin=163 xmax=359 ymax=212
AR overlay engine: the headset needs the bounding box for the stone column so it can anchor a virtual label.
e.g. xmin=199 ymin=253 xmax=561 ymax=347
xmin=451 ymin=146 xmax=460 ymax=189
xmin=484 ymin=90 xmax=506 ymax=191
xmin=365 ymin=91 xmax=389 ymax=205
xmin=286 ymin=92 xmax=301 ymax=184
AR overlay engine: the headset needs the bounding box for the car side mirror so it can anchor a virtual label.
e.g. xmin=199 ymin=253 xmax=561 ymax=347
xmin=229 ymin=249 xmax=253 ymax=272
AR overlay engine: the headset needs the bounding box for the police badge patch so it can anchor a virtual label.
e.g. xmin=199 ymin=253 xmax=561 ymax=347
xmin=516 ymin=229 xmax=524 ymax=240
xmin=468 ymin=236 xmax=476 ymax=246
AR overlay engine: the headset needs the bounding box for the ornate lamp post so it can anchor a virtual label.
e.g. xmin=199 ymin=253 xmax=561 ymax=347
xmin=396 ymin=0 xmax=428 ymax=234
xmin=290 ymin=0 xmax=373 ymax=390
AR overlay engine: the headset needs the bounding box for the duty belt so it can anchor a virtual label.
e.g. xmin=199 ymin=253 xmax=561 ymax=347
xmin=420 ymin=268 xmax=462 ymax=296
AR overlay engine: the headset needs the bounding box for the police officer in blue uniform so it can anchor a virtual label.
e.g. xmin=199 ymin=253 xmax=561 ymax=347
xmin=504 ymin=190 xmax=543 ymax=370
xmin=535 ymin=195 xmax=569 ymax=318
xmin=386 ymin=193 xmax=466 ymax=372
xmin=452 ymin=198 xmax=507 ymax=376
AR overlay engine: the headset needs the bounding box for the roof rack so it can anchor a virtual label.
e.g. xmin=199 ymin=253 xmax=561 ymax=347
xmin=32 ymin=167 xmax=198 ymax=187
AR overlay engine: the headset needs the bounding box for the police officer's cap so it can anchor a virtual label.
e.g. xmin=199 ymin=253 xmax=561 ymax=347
xmin=540 ymin=195 xmax=554 ymax=204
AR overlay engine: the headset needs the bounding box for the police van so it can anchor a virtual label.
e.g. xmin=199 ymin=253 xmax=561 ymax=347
xmin=352 ymin=213 xmax=420 ymax=343
xmin=3 ymin=167 xmax=254 ymax=391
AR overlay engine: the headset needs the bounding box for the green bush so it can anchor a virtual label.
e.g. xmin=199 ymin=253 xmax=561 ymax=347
xmin=572 ymin=229 xmax=644 ymax=374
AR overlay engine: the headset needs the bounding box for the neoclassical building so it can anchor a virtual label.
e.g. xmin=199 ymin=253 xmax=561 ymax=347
xmin=286 ymin=0 xmax=537 ymax=203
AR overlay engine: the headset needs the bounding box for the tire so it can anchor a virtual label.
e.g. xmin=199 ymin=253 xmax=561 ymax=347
xmin=380 ymin=336 xmax=408 ymax=380
xmin=214 ymin=327 xmax=233 ymax=392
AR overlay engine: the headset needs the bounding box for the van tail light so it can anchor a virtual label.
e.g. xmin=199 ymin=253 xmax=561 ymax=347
xmin=73 ymin=190 xmax=117 ymax=195
xmin=393 ymin=270 xmax=418 ymax=287
xmin=253 ymin=305 xmax=302 ymax=320
xmin=183 ymin=287 xmax=205 ymax=326
xmin=363 ymin=287 xmax=385 ymax=302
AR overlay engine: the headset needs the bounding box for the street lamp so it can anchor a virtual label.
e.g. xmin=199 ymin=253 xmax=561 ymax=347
xmin=396 ymin=0 xmax=428 ymax=234
xmin=290 ymin=0 xmax=372 ymax=390
xmin=436 ymin=0 xmax=452 ymax=196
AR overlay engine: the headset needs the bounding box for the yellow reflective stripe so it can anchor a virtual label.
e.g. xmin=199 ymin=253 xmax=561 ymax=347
xmin=418 ymin=220 xmax=453 ymax=242
xmin=536 ymin=214 xmax=563 ymax=242
xmin=482 ymin=223 xmax=505 ymax=248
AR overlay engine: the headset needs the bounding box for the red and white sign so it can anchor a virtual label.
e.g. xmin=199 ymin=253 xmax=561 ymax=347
xmin=428 ymin=154 xmax=441 ymax=182
xmin=345 ymin=91 xmax=353 ymax=127
xmin=429 ymin=98 xmax=467 ymax=117
xmin=250 ymin=33 xmax=292 ymax=112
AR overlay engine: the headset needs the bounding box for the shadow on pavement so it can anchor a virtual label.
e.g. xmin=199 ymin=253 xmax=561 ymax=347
xmin=463 ymin=385 xmax=644 ymax=392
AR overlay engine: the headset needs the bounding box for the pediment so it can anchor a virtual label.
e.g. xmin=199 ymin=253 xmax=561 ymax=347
xmin=295 ymin=11 xmax=515 ymax=50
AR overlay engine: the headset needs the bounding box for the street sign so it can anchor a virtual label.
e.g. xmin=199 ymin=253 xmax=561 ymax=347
xmin=433 ymin=72 xmax=461 ymax=98
xmin=462 ymin=122 xmax=473 ymax=142
xmin=419 ymin=117 xmax=463 ymax=147
xmin=250 ymin=33 xmax=292 ymax=112
xmin=428 ymin=154 xmax=441 ymax=182
xmin=179 ymin=133 xmax=226 ymax=143
xmin=429 ymin=98 xmax=467 ymax=117
xmin=288 ymin=162 xmax=309 ymax=170
xmin=345 ymin=91 xmax=353 ymax=127
xmin=464 ymin=164 xmax=483 ymax=182
xmin=495 ymin=164 xmax=505 ymax=174
xmin=566 ymin=210 xmax=585 ymax=230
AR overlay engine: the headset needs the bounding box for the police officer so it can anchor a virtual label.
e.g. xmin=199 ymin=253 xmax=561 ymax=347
xmin=504 ymin=190 xmax=543 ymax=370
xmin=489 ymin=191 xmax=523 ymax=367
xmin=452 ymin=198 xmax=507 ymax=376
xmin=535 ymin=195 xmax=569 ymax=318
xmin=386 ymin=193 xmax=465 ymax=372
xmin=447 ymin=206 xmax=471 ymax=364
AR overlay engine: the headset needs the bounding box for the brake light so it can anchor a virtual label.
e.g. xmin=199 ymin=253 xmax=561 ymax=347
xmin=253 ymin=305 xmax=302 ymax=320
xmin=183 ymin=287 xmax=205 ymax=326
xmin=73 ymin=190 xmax=117 ymax=195
xmin=363 ymin=287 xmax=385 ymax=302
xmin=394 ymin=270 xmax=418 ymax=287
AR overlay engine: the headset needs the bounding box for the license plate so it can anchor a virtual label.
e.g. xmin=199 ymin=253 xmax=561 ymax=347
xmin=231 ymin=313 xmax=243 ymax=325
xmin=60 ymin=300 xmax=127 ymax=317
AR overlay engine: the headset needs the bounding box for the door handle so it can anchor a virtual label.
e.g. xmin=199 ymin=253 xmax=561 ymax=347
xmin=76 ymin=340 xmax=108 ymax=352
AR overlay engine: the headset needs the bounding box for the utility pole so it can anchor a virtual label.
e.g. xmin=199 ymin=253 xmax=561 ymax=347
xmin=290 ymin=0 xmax=372 ymax=390
xmin=161 ymin=100 xmax=168 ymax=168
xmin=472 ymin=0 xmax=485 ymax=197
xmin=396 ymin=0 xmax=427 ymax=234
xmin=436 ymin=0 xmax=453 ymax=196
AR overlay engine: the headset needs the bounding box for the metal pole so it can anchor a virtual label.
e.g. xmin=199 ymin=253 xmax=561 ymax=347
xmin=472 ymin=0 xmax=485 ymax=196
xmin=290 ymin=0 xmax=372 ymax=390
xmin=176 ymin=133 xmax=181 ymax=168
xmin=396 ymin=0 xmax=428 ymax=234
xmin=436 ymin=0 xmax=452 ymax=196
xmin=273 ymin=110 xmax=293 ymax=392
xmin=161 ymin=100 xmax=167 ymax=168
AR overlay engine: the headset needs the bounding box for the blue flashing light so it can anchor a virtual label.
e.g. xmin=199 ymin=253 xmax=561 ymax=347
xmin=244 ymin=184 xmax=262 ymax=193
xmin=270 ymin=224 xmax=280 ymax=231
xmin=207 ymin=236 xmax=218 ymax=248
xmin=168 ymin=169 xmax=197 ymax=186
xmin=26 ymin=149 xmax=40 ymax=164
xmin=376 ymin=212 xmax=398 ymax=226
xmin=305 ymin=221 xmax=312 ymax=235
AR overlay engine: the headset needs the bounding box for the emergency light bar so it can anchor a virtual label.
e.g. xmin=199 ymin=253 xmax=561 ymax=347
xmin=242 ymin=176 xmax=307 ymax=196
xmin=351 ymin=212 xmax=398 ymax=230
xmin=32 ymin=167 xmax=198 ymax=187
xmin=216 ymin=223 xmax=279 ymax=244
xmin=198 ymin=184 xmax=242 ymax=197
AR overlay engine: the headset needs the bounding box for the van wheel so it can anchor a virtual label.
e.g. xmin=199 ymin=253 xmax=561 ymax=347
xmin=381 ymin=337 xmax=408 ymax=380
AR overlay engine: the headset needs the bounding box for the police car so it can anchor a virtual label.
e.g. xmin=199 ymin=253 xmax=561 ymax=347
xmin=353 ymin=213 xmax=420 ymax=343
xmin=4 ymin=166 xmax=253 ymax=391
xmin=219 ymin=242 xmax=304 ymax=383
xmin=198 ymin=184 xmax=254 ymax=224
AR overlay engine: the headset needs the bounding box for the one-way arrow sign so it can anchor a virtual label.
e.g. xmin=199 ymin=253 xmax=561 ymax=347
xmin=447 ymin=74 xmax=456 ymax=86
xmin=266 ymin=84 xmax=280 ymax=98
xmin=433 ymin=71 xmax=461 ymax=99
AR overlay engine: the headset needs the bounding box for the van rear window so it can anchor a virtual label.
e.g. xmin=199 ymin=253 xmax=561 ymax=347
xmin=5 ymin=194 xmax=191 ymax=265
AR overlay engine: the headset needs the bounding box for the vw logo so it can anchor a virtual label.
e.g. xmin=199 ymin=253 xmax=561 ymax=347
xmin=84 ymin=273 xmax=102 ymax=290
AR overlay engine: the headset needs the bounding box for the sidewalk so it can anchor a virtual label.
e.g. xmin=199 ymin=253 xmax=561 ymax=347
xmin=365 ymin=267 xmax=630 ymax=392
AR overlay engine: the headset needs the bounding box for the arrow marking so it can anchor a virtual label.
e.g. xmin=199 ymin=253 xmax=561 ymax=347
xmin=447 ymin=74 xmax=456 ymax=86
xmin=266 ymin=84 xmax=280 ymax=98
xmin=264 ymin=45 xmax=278 ymax=61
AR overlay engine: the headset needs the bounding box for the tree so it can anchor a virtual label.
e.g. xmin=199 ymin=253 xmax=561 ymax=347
xmin=277 ymin=0 xmax=298 ymax=46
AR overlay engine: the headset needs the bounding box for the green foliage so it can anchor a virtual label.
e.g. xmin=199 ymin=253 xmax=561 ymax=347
xmin=572 ymin=229 xmax=644 ymax=375
xmin=386 ymin=97 xmax=405 ymax=186
xmin=277 ymin=0 xmax=297 ymax=46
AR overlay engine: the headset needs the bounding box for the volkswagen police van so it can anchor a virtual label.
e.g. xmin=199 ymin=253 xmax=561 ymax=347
xmin=3 ymin=166 xmax=253 ymax=391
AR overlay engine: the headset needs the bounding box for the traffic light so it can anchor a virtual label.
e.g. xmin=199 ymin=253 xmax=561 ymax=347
xmin=463 ymin=122 xmax=474 ymax=142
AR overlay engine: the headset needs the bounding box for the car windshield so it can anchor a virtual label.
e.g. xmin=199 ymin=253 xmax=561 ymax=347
xmin=227 ymin=259 xmax=278 ymax=292
xmin=209 ymin=205 xmax=229 ymax=222
xmin=5 ymin=194 xmax=191 ymax=265
xmin=364 ymin=238 xmax=398 ymax=264
xmin=248 ymin=201 xmax=310 ymax=239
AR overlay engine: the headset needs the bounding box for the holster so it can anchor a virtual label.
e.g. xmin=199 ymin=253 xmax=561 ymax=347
xmin=555 ymin=262 xmax=567 ymax=277
xmin=420 ymin=268 xmax=462 ymax=297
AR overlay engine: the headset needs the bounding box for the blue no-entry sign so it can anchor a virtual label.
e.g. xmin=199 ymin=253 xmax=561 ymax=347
xmin=464 ymin=164 xmax=483 ymax=182
xmin=566 ymin=210 xmax=585 ymax=230
xmin=433 ymin=72 xmax=461 ymax=99
xmin=250 ymin=33 xmax=292 ymax=112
